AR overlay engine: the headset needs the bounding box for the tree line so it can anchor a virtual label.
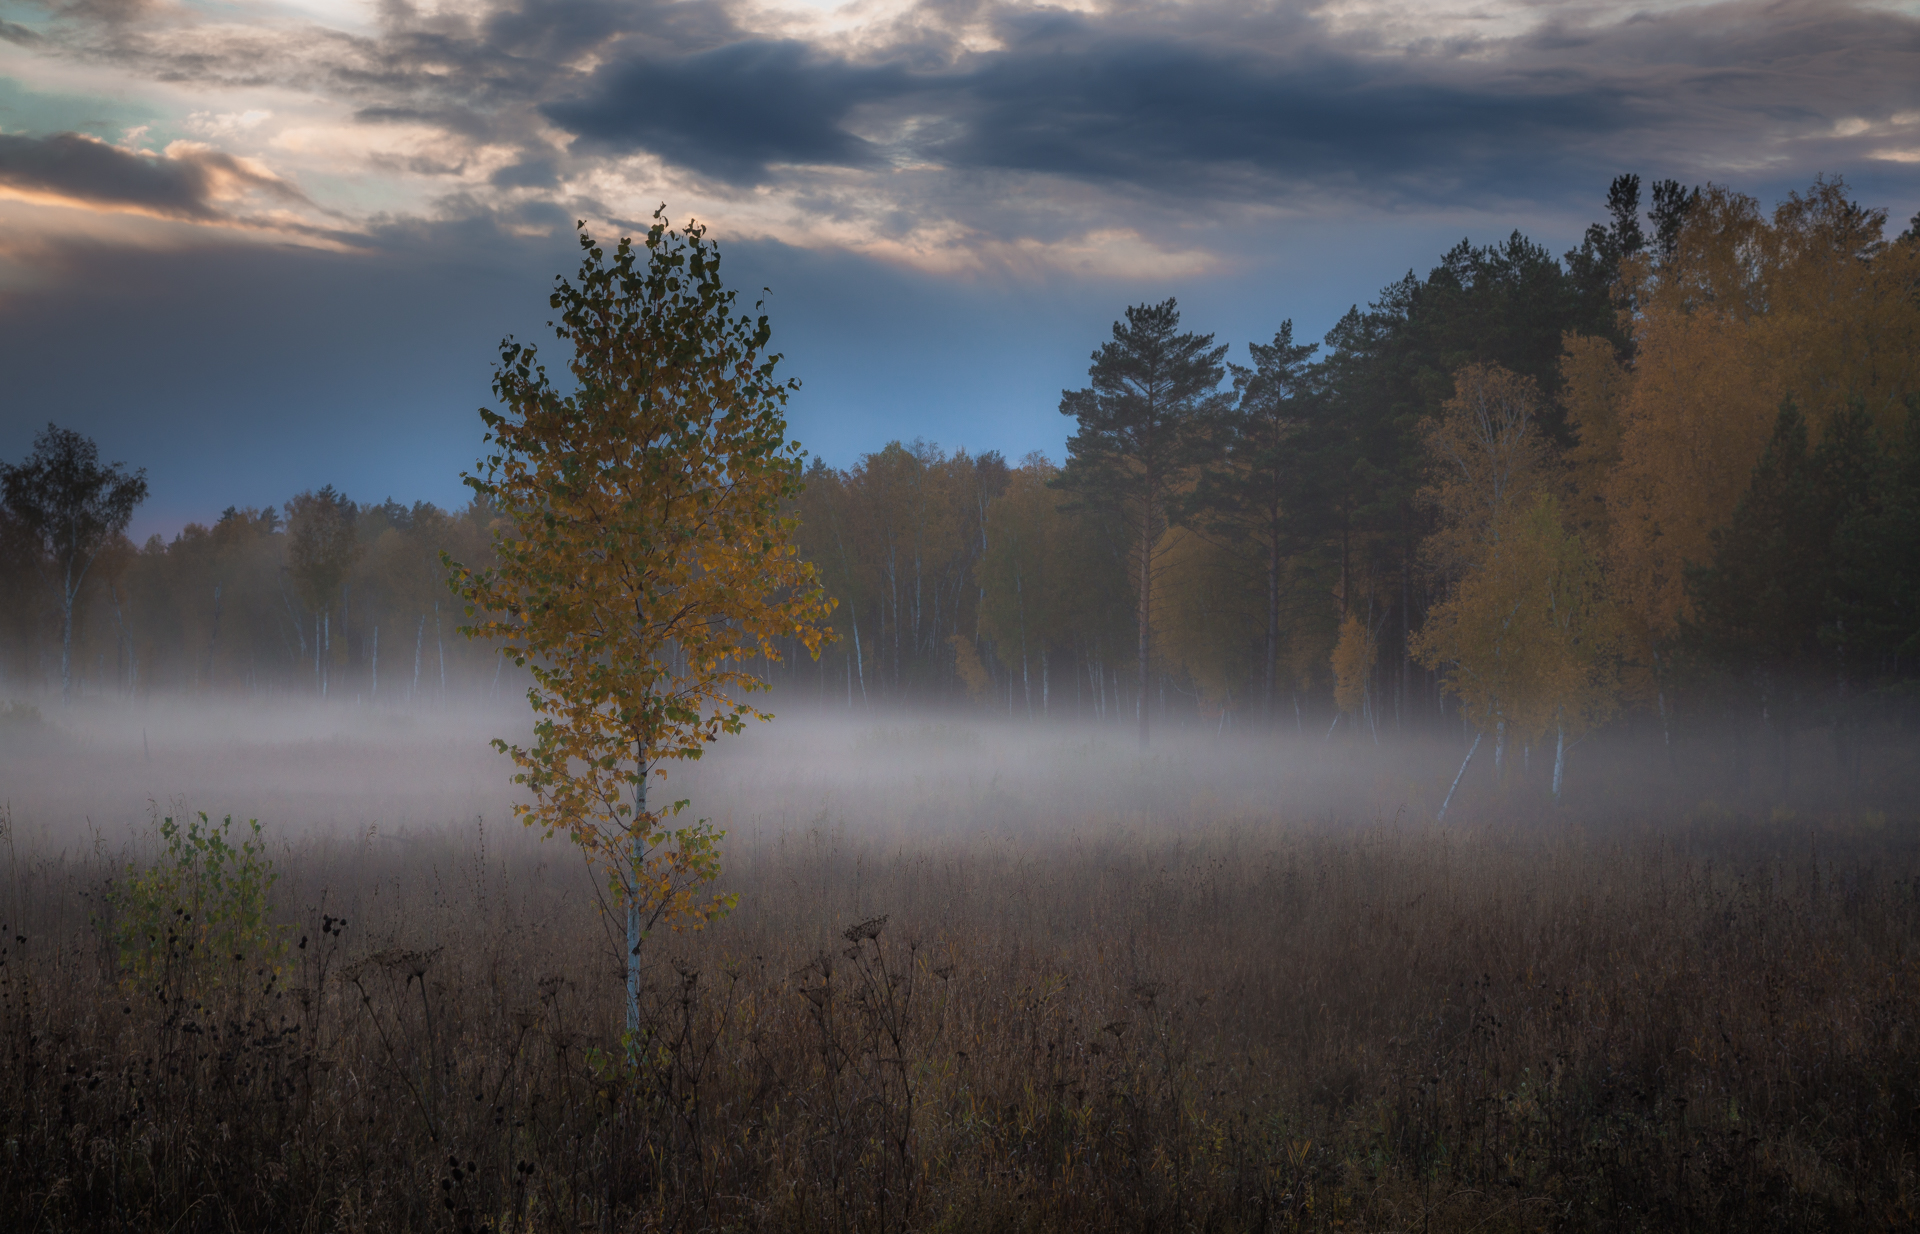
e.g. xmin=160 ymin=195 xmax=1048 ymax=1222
xmin=5 ymin=173 xmax=1917 ymax=791
xmin=0 ymin=446 xmax=502 ymax=703
xmin=784 ymin=174 xmax=1920 ymax=788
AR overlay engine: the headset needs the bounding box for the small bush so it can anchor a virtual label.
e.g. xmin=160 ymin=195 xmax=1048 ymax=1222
xmin=103 ymin=812 xmax=288 ymax=997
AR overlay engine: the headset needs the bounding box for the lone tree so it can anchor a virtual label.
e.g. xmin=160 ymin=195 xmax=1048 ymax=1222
xmin=1 ymin=423 xmax=147 ymax=700
xmin=447 ymin=212 xmax=833 ymax=1029
xmin=1055 ymin=299 xmax=1227 ymax=749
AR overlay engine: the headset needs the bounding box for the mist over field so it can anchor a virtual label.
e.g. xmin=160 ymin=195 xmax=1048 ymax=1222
xmin=5 ymin=692 xmax=1909 ymax=862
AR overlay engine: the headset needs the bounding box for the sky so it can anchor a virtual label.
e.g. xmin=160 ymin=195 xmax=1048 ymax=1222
xmin=0 ymin=0 xmax=1916 ymax=540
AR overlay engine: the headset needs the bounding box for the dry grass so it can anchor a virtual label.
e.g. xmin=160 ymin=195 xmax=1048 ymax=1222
xmin=4 ymin=782 xmax=1919 ymax=1233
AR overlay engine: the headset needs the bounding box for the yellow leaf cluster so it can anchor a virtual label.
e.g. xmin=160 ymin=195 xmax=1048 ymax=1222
xmin=1152 ymin=525 xmax=1263 ymax=710
xmin=1418 ymin=362 xmax=1551 ymax=580
xmin=1331 ymin=611 xmax=1375 ymax=719
xmin=1412 ymin=494 xmax=1621 ymax=747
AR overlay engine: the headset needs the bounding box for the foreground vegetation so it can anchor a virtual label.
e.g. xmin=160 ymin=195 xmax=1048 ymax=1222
xmin=5 ymin=795 xmax=1917 ymax=1233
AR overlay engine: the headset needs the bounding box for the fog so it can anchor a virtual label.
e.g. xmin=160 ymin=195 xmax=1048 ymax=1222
xmin=4 ymin=693 xmax=1902 ymax=863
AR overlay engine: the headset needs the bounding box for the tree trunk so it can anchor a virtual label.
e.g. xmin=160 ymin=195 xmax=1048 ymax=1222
xmin=412 ymin=614 xmax=425 ymax=701
xmin=1438 ymin=731 xmax=1483 ymax=822
xmin=108 ymin=581 xmax=133 ymax=695
xmin=202 ymin=584 xmax=224 ymax=688
xmin=372 ymin=625 xmax=380 ymax=699
xmin=1137 ymin=492 xmax=1153 ymax=751
xmin=1265 ymin=531 xmax=1279 ymax=725
xmin=627 ymin=773 xmax=647 ymax=1032
xmin=1017 ymin=572 xmax=1030 ymax=719
xmin=1552 ymin=718 xmax=1566 ymax=802
xmin=435 ymin=603 xmax=446 ymax=700
xmin=59 ymin=555 xmax=76 ymax=702
xmin=851 ymin=612 xmax=866 ymax=704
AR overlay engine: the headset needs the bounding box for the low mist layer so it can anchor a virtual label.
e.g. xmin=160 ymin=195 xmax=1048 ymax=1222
xmin=5 ymin=695 xmax=1908 ymax=867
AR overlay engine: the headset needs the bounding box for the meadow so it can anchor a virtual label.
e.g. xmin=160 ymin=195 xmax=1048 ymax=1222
xmin=3 ymin=700 xmax=1917 ymax=1232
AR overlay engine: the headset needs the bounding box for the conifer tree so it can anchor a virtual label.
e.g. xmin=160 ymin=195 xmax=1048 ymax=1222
xmin=1833 ymin=396 xmax=1920 ymax=675
xmin=1212 ymin=321 xmax=1317 ymax=720
xmin=1055 ymin=299 xmax=1227 ymax=749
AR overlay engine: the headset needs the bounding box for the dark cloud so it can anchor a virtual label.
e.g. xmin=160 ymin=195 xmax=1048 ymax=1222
xmin=0 ymin=131 xmax=309 ymax=220
xmin=515 ymin=0 xmax=1920 ymax=205
xmin=26 ymin=0 xmax=1918 ymax=213
xmin=544 ymin=39 xmax=906 ymax=182
xmin=925 ymin=37 xmax=1630 ymax=198
xmin=0 ymin=19 xmax=43 ymax=45
xmin=490 ymin=153 xmax=560 ymax=188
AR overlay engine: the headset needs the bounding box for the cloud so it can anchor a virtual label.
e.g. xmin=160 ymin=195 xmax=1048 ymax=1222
xmin=4 ymin=0 xmax=1916 ymax=273
xmin=544 ymin=39 xmax=908 ymax=182
xmin=517 ymin=0 xmax=1920 ymax=211
xmin=922 ymin=33 xmax=1630 ymax=201
xmin=0 ymin=131 xmax=315 ymax=222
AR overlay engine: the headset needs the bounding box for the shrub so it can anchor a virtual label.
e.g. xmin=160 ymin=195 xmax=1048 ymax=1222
xmin=103 ymin=812 xmax=287 ymax=997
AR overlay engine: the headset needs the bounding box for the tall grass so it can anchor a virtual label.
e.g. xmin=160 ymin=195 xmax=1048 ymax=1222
xmin=4 ymin=795 xmax=1917 ymax=1232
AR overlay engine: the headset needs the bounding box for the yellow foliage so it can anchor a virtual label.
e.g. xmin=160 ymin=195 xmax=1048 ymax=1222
xmin=949 ymin=633 xmax=991 ymax=701
xmin=1331 ymin=612 xmax=1374 ymax=718
xmin=1583 ymin=177 xmax=1920 ymax=644
xmin=447 ymin=214 xmax=835 ymax=942
xmin=1412 ymin=494 xmax=1621 ymax=745
xmin=1153 ymin=526 xmax=1261 ymax=708
xmin=1419 ymin=362 xmax=1552 ymax=579
xmin=1557 ymin=332 xmax=1631 ymax=552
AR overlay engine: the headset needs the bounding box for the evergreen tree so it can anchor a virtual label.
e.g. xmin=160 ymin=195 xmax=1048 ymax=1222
xmin=1685 ymin=400 xmax=1828 ymax=675
xmin=1833 ymin=395 xmax=1920 ymax=677
xmin=1205 ymin=320 xmax=1318 ymax=720
xmin=1683 ymin=398 xmax=1883 ymax=789
xmin=1055 ymin=299 xmax=1228 ymax=749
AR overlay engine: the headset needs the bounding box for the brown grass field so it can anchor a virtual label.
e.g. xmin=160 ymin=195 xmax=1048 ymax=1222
xmin=2 ymin=702 xmax=1917 ymax=1232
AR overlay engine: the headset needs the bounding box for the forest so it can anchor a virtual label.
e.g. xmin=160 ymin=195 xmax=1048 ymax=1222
xmin=6 ymin=174 xmax=1920 ymax=1234
xmin=5 ymin=174 xmax=1919 ymax=789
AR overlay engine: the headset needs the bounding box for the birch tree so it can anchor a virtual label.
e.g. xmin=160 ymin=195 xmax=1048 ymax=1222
xmin=0 ymin=423 xmax=147 ymax=700
xmin=446 ymin=212 xmax=834 ymax=1030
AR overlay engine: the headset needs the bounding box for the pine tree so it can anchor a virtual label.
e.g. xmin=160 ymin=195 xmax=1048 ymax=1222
xmin=1685 ymin=400 xmax=1828 ymax=674
xmin=1054 ymin=299 xmax=1227 ymax=749
xmin=1833 ymin=395 xmax=1920 ymax=676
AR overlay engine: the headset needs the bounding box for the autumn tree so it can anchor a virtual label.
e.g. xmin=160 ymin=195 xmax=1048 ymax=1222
xmin=447 ymin=213 xmax=833 ymax=1029
xmin=1056 ymin=299 xmax=1227 ymax=748
xmin=1589 ymin=177 xmax=1920 ymax=652
xmin=1330 ymin=611 xmax=1376 ymax=733
xmin=1413 ymin=494 xmax=1619 ymax=807
xmin=1418 ymin=362 xmax=1552 ymax=580
xmin=1413 ymin=362 xmax=1620 ymax=803
xmin=0 ymin=423 xmax=147 ymax=700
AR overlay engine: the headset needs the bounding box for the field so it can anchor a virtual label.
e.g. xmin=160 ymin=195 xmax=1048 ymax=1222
xmin=3 ymin=701 xmax=1918 ymax=1232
